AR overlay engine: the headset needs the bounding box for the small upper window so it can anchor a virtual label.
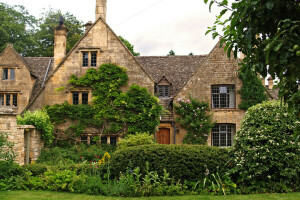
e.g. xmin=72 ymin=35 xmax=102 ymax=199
xmin=91 ymin=52 xmax=97 ymax=67
xmin=72 ymin=93 xmax=79 ymax=105
xmin=82 ymin=93 xmax=88 ymax=105
xmin=72 ymin=92 xmax=89 ymax=105
xmin=10 ymin=69 xmax=15 ymax=80
xmin=157 ymin=85 xmax=170 ymax=97
xmin=3 ymin=68 xmax=8 ymax=80
xmin=82 ymin=52 xmax=89 ymax=67
xmin=212 ymin=85 xmax=235 ymax=108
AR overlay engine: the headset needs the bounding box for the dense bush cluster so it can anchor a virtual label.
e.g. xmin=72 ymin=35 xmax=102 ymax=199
xmin=109 ymin=144 xmax=231 ymax=181
xmin=117 ymin=133 xmax=156 ymax=150
xmin=231 ymin=101 xmax=300 ymax=192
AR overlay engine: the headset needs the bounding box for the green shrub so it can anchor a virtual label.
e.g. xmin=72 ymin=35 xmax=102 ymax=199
xmin=117 ymin=133 xmax=156 ymax=150
xmin=108 ymin=144 xmax=231 ymax=181
xmin=23 ymin=163 xmax=48 ymax=176
xmin=0 ymin=132 xmax=15 ymax=162
xmin=17 ymin=110 xmax=54 ymax=146
xmin=231 ymin=101 xmax=300 ymax=192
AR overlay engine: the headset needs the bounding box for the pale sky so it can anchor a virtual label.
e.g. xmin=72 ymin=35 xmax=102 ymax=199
xmin=1 ymin=0 xmax=226 ymax=56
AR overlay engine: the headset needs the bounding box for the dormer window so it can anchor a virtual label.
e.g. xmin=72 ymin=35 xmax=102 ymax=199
xmin=156 ymin=76 xmax=171 ymax=98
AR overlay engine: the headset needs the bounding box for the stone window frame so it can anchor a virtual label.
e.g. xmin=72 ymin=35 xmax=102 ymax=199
xmin=1 ymin=68 xmax=15 ymax=81
xmin=211 ymin=85 xmax=236 ymax=109
xmin=71 ymin=91 xmax=90 ymax=105
xmin=80 ymin=134 xmax=119 ymax=145
xmin=211 ymin=123 xmax=235 ymax=147
xmin=0 ymin=93 xmax=18 ymax=107
xmin=80 ymin=50 xmax=99 ymax=68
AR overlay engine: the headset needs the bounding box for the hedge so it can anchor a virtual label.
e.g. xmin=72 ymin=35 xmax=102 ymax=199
xmin=108 ymin=144 xmax=231 ymax=181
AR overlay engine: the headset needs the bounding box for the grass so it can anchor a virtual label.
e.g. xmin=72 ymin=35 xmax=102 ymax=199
xmin=0 ymin=191 xmax=299 ymax=200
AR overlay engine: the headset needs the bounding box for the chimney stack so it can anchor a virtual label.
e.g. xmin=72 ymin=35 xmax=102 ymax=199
xmin=96 ymin=0 xmax=107 ymax=22
xmin=54 ymin=24 xmax=68 ymax=68
xmin=84 ymin=21 xmax=93 ymax=33
xmin=268 ymin=77 xmax=274 ymax=89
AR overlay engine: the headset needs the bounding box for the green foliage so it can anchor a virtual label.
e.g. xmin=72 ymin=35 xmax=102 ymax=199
xmin=43 ymin=170 xmax=80 ymax=192
xmin=117 ymin=133 xmax=156 ymax=150
xmin=204 ymin=0 xmax=300 ymax=121
xmin=17 ymin=110 xmax=54 ymax=146
xmin=108 ymin=144 xmax=231 ymax=182
xmin=33 ymin=8 xmax=84 ymax=57
xmin=118 ymin=36 xmax=140 ymax=56
xmin=37 ymin=145 xmax=115 ymax=165
xmin=238 ymin=72 xmax=267 ymax=110
xmin=174 ymin=96 xmax=214 ymax=144
xmin=231 ymin=101 xmax=300 ymax=192
xmin=0 ymin=3 xmax=36 ymax=56
xmin=46 ymin=63 xmax=162 ymax=139
xmin=0 ymin=132 xmax=15 ymax=162
xmin=167 ymin=50 xmax=176 ymax=56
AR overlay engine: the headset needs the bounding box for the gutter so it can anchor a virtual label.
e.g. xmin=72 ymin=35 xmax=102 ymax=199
xmin=42 ymin=58 xmax=52 ymax=87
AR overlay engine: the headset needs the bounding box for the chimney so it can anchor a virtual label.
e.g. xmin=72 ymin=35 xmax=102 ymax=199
xmin=54 ymin=24 xmax=68 ymax=68
xmin=268 ymin=77 xmax=274 ymax=89
xmin=96 ymin=0 xmax=107 ymax=22
xmin=84 ymin=21 xmax=93 ymax=33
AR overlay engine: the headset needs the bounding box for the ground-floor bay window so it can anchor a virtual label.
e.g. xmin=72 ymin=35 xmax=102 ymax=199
xmin=80 ymin=134 xmax=118 ymax=145
xmin=211 ymin=124 xmax=235 ymax=147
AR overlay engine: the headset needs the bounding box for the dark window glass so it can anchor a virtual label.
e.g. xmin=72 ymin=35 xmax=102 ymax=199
xmin=101 ymin=136 xmax=107 ymax=144
xmin=81 ymin=135 xmax=88 ymax=144
xmin=110 ymin=136 xmax=117 ymax=145
xmin=91 ymin=52 xmax=97 ymax=67
xmin=6 ymin=94 xmax=11 ymax=106
xmin=90 ymin=136 xmax=97 ymax=145
xmin=82 ymin=52 xmax=89 ymax=67
xmin=10 ymin=69 xmax=15 ymax=80
xmin=212 ymin=124 xmax=234 ymax=147
xmin=211 ymin=85 xmax=235 ymax=108
xmin=12 ymin=94 xmax=17 ymax=107
xmin=0 ymin=94 xmax=4 ymax=106
xmin=3 ymin=68 xmax=8 ymax=80
xmin=82 ymin=93 xmax=88 ymax=104
xmin=73 ymin=93 xmax=79 ymax=105
xmin=158 ymin=86 xmax=170 ymax=97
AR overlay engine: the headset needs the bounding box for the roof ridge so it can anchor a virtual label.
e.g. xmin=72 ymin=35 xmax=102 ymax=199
xmin=137 ymin=55 xmax=208 ymax=58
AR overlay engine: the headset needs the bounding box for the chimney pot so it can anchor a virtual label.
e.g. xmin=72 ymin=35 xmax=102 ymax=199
xmin=84 ymin=21 xmax=93 ymax=33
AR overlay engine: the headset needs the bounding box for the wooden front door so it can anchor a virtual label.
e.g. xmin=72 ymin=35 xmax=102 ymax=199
xmin=156 ymin=128 xmax=170 ymax=144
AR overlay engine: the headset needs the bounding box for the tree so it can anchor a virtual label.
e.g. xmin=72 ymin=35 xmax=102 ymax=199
xmin=167 ymin=50 xmax=175 ymax=56
xmin=118 ymin=36 xmax=140 ymax=56
xmin=204 ymin=0 xmax=300 ymax=112
xmin=204 ymin=0 xmax=300 ymax=118
xmin=33 ymin=8 xmax=84 ymax=57
xmin=0 ymin=3 xmax=36 ymax=56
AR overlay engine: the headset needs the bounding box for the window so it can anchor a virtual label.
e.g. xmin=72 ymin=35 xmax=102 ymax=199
xmin=80 ymin=135 xmax=118 ymax=145
xmin=0 ymin=93 xmax=17 ymax=107
xmin=101 ymin=136 xmax=107 ymax=144
xmin=72 ymin=93 xmax=79 ymax=105
xmin=10 ymin=69 xmax=15 ymax=80
xmin=72 ymin=92 xmax=89 ymax=105
xmin=3 ymin=68 xmax=8 ymax=80
xmin=82 ymin=51 xmax=97 ymax=67
xmin=110 ymin=136 xmax=117 ymax=145
xmin=212 ymin=85 xmax=235 ymax=108
xmin=82 ymin=93 xmax=88 ymax=105
xmin=157 ymin=85 xmax=170 ymax=97
xmin=212 ymin=124 xmax=235 ymax=147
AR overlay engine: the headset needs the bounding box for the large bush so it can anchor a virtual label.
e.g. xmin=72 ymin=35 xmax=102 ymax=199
xmin=117 ymin=133 xmax=156 ymax=150
xmin=108 ymin=144 xmax=231 ymax=181
xmin=231 ymin=101 xmax=300 ymax=192
xmin=17 ymin=110 xmax=54 ymax=146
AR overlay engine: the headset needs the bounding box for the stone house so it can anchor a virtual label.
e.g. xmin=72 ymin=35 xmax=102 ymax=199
xmin=1 ymin=0 xmax=273 ymax=147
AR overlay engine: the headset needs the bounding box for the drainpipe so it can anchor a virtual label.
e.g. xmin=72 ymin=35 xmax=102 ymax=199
xmin=25 ymin=130 xmax=30 ymax=165
xmin=172 ymin=121 xmax=176 ymax=144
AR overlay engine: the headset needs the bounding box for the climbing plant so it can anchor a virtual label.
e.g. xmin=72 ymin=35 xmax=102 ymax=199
xmin=174 ymin=96 xmax=214 ymax=144
xmin=46 ymin=63 xmax=163 ymax=140
xmin=238 ymin=71 xmax=267 ymax=110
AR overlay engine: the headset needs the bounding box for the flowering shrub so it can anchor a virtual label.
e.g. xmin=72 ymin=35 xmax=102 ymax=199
xmin=174 ymin=96 xmax=214 ymax=144
xmin=98 ymin=152 xmax=111 ymax=165
xmin=231 ymin=101 xmax=300 ymax=192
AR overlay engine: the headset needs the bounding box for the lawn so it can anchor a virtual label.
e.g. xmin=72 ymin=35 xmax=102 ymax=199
xmin=0 ymin=191 xmax=299 ymax=200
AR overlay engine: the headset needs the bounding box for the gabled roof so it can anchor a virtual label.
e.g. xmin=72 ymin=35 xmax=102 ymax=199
xmin=23 ymin=57 xmax=54 ymax=103
xmin=136 ymin=55 xmax=207 ymax=97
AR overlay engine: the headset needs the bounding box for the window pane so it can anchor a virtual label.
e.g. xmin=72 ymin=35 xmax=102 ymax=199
xmin=81 ymin=136 xmax=88 ymax=144
xmin=91 ymin=52 xmax=97 ymax=67
xmin=101 ymin=136 xmax=107 ymax=144
xmin=82 ymin=93 xmax=88 ymax=104
xmin=110 ymin=136 xmax=117 ymax=145
xmin=212 ymin=94 xmax=219 ymax=108
xmin=82 ymin=52 xmax=89 ymax=67
xmin=0 ymin=94 xmax=4 ymax=106
xmin=164 ymin=86 xmax=169 ymax=96
xmin=73 ymin=93 xmax=79 ymax=105
xmin=10 ymin=69 xmax=15 ymax=80
xmin=12 ymin=94 xmax=17 ymax=107
xmin=212 ymin=124 xmax=234 ymax=147
xmin=158 ymin=86 xmax=163 ymax=97
xmin=6 ymin=94 xmax=11 ymax=106
xmin=3 ymin=69 xmax=8 ymax=80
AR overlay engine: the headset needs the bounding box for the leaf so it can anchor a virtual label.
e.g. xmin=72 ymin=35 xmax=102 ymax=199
xmin=205 ymin=29 xmax=212 ymax=35
xmin=274 ymin=42 xmax=283 ymax=52
xmin=209 ymin=1 xmax=214 ymax=12
xmin=266 ymin=1 xmax=274 ymax=10
xmin=227 ymin=44 xmax=234 ymax=58
xmin=220 ymin=9 xmax=228 ymax=17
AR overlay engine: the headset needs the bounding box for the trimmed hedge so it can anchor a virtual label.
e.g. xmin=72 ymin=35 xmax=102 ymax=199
xmin=108 ymin=144 xmax=231 ymax=181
